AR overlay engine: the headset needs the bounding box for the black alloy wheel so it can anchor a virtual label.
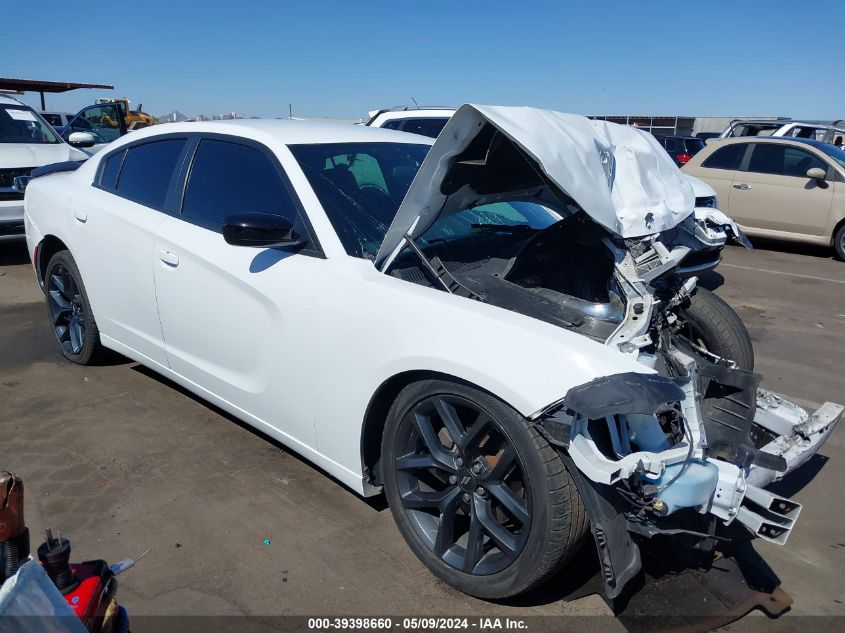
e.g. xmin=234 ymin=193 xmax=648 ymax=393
xmin=44 ymin=250 xmax=103 ymax=365
xmin=382 ymin=380 xmax=589 ymax=599
xmin=47 ymin=263 xmax=86 ymax=355
xmin=394 ymin=393 xmax=532 ymax=576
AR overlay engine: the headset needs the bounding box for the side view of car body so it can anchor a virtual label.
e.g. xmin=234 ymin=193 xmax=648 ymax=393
xmin=24 ymin=106 xmax=841 ymax=601
xmin=683 ymin=137 xmax=845 ymax=259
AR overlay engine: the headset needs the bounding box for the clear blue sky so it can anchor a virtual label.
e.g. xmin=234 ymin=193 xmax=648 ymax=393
xmin=2 ymin=0 xmax=842 ymax=120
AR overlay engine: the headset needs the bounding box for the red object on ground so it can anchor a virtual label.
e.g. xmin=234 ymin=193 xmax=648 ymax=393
xmin=62 ymin=560 xmax=117 ymax=632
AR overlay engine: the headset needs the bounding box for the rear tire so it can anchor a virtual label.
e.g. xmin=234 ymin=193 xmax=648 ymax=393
xmin=678 ymin=287 xmax=754 ymax=371
xmin=381 ymin=379 xmax=588 ymax=599
xmin=44 ymin=250 xmax=104 ymax=365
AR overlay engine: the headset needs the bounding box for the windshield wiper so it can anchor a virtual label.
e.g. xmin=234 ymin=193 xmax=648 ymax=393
xmin=402 ymin=232 xmax=484 ymax=301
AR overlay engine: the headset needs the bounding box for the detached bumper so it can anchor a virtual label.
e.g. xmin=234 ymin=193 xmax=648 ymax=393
xmin=747 ymin=398 xmax=842 ymax=488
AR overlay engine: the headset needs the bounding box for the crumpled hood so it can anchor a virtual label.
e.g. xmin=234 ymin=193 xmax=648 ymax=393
xmin=375 ymin=104 xmax=694 ymax=268
xmin=0 ymin=143 xmax=88 ymax=168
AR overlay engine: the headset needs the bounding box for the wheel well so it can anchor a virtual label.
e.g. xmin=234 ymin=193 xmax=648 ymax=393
xmin=36 ymin=235 xmax=69 ymax=287
xmin=361 ymin=370 xmax=495 ymax=487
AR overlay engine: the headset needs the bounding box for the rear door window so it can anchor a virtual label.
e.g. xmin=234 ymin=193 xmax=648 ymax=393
xmin=701 ymin=144 xmax=746 ymax=170
xmin=380 ymin=119 xmax=404 ymax=131
xmin=181 ymin=139 xmax=302 ymax=233
xmin=116 ymin=138 xmax=186 ymax=208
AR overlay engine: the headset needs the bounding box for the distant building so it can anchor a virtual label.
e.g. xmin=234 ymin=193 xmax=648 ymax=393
xmin=589 ymin=114 xmax=783 ymax=136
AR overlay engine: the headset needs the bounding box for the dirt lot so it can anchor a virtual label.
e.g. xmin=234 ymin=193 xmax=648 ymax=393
xmin=1 ymin=236 xmax=843 ymax=630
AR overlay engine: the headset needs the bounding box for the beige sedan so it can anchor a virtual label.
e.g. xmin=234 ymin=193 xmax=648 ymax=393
xmin=683 ymin=137 xmax=845 ymax=259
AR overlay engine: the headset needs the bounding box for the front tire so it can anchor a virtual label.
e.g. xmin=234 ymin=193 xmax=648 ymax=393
xmin=678 ymin=287 xmax=755 ymax=371
xmin=834 ymin=223 xmax=845 ymax=261
xmin=381 ymin=379 xmax=588 ymax=599
xmin=45 ymin=250 xmax=103 ymax=365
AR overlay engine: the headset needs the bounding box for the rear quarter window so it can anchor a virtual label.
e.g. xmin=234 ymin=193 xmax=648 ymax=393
xmin=99 ymin=149 xmax=125 ymax=190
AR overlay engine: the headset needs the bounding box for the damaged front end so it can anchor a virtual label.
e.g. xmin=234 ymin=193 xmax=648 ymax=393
xmin=535 ymin=360 xmax=841 ymax=598
xmin=376 ymin=104 xmax=842 ymax=599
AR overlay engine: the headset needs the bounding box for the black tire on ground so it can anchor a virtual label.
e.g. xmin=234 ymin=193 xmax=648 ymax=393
xmin=678 ymin=287 xmax=754 ymax=371
xmin=44 ymin=250 xmax=104 ymax=365
xmin=381 ymin=379 xmax=589 ymax=599
xmin=834 ymin=223 xmax=845 ymax=261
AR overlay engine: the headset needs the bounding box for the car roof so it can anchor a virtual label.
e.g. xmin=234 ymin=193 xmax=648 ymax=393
xmin=376 ymin=105 xmax=457 ymax=113
xmin=109 ymin=118 xmax=436 ymax=147
xmin=366 ymin=107 xmax=456 ymax=125
xmin=730 ymin=118 xmax=843 ymax=127
xmin=708 ymin=136 xmax=840 ymax=150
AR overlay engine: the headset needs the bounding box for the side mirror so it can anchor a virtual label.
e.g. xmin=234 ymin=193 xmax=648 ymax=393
xmin=806 ymin=167 xmax=826 ymax=181
xmin=67 ymin=132 xmax=96 ymax=148
xmin=222 ymin=212 xmax=306 ymax=249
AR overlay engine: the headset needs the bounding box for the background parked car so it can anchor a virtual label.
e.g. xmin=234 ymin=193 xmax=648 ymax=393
xmin=39 ymin=112 xmax=74 ymax=130
xmin=683 ymin=137 xmax=845 ymax=259
xmin=365 ymin=106 xmax=455 ymax=138
xmin=0 ymin=95 xmax=92 ymax=240
xmin=720 ymin=118 xmax=845 ymax=144
xmin=653 ymin=135 xmax=706 ymax=166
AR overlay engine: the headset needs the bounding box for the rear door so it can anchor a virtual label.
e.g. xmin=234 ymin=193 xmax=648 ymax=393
xmin=152 ymin=135 xmax=324 ymax=447
xmin=72 ymin=137 xmax=187 ymax=365
xmin=728 ymin=143 xmax=834 ymax=235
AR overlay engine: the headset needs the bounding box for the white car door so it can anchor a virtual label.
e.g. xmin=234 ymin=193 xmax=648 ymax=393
xmin=72 ymin=137 xmax=188 ymax=365
xmin=152 ymin=136 xmax=324 ymax=447
xmin=63 ymin=104 xmax=124 ymax=154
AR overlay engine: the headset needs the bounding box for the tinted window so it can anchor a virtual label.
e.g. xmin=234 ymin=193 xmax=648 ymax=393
xmin=400 ymin=118 xmax=449 ymax=139
xmin=116 ymin=139 xmax=186 ymax=208
xmin=41 ymin=113 xmax=61 ymax=126
xmin=289 ymin=142 xmax=430 ymax=259
xmin=99 ymin=149 xmax=125 ymax=189
xmin=663 ymin=138 xmax=677 ymax=152
xmin=702 ymin=144 xmax=746 ymax=170
xmin=747 ymin=144 xmax=828 ymax=177
xmin=380 ymin=119 xmax=404 ymax=131
xmin=182 ymin=139 xmax=300 ymax=232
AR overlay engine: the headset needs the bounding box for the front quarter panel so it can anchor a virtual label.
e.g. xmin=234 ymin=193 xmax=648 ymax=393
xmin=310 ymin=259 xmax=653 ymax=487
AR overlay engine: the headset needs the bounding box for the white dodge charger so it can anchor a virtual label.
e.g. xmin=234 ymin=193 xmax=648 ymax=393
xmin=23 ymin=105 xmax=841 ymax=600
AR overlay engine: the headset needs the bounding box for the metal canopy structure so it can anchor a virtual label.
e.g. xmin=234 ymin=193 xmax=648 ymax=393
xmin=0 ymin=77 xmax=114 ymax=110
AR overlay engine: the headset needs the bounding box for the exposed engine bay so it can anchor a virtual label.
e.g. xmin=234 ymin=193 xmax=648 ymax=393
xmin=384 ymin=115 xmax=843 ymax=598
